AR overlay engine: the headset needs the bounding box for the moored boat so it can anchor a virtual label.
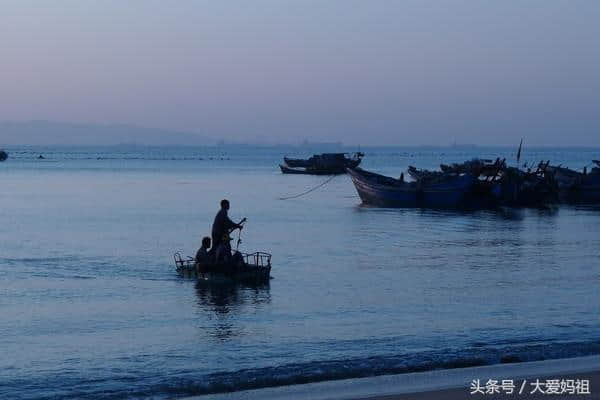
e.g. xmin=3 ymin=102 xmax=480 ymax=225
xmin=497 ymin=162 xmax=559 ymax=207
xmin=574 ymin=175 xmax=600 ymax=203
xmin=436 ymin=158 xmax=559 ymax=208
xmin=283 ymin=156 xmax=312 ymax=168
xmin=280 ymin=152 xmax=363 ymax=175
xmin=547 ymin=163 xmax=600 ymax=203
xmin=347 ymin=167 xmax=476 ymax=208
xmin=279 ymin=163 xmax=347 ymax=175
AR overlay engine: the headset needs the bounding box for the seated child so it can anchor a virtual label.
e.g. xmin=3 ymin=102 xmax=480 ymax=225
xmin=195 ymin=237 xmax=212 ymax=273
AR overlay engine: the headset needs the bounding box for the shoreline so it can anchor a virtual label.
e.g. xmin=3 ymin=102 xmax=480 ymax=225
xmin=185 ymin=355 xmax=600 ymax=400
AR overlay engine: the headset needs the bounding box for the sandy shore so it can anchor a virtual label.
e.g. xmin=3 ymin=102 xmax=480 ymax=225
xmin=364 ymin=371 xmax=600 ymax=400
xmin=185 ymin=355 xmax=600 ymax=400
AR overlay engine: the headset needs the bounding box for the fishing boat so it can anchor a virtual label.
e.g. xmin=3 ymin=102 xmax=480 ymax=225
xmin=575 ymin=173 xmax=600 ymax=203
xmin=496 ymin=162 xmax=559 ymax=207
xmin=279 ymin=164 xmax=343 ymax=175
xmin=174 ymin=219 xmax=272 ymax=283
xmin=438 ymin=158 xmax=559 ymax=207
xmin=440 ymin=158 xmax=504 ymax=177
xmin=174 ymin=251 xmax=272 ymax=283
xmin=0 ymin=150 xmax=7 ymax=161
xmin=280 ymin=152 xmax=363 ymax=175
xmin=347 ymin=167 xmax=477 ymax=208
xmin=282 ymin=156 xmax=312 ymax=168
xmin=407 ymin=166 xmax=446 ymax=181
xmin=547 ymin=163 xmax=600 ymax=203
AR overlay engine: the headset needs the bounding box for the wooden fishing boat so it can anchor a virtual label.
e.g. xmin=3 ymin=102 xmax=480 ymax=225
xmin=283 ymin=157 xmax=312 ymax=168
xmin=574 ymin=175 xmax=600 ymax=203
xmin=280 ymin=152 xmax=363 ymax=175
xmin=174 ymin=252 xmax=272 ymax=283
xmin=497 ymin=162 xmax=559 ymax=207
xmin=407 ymin=166 xmax=446 ymax=181
xmin=440 ymin=158 xmax=505 ymax=178
xmin=347 ymin=167 xmax=477 ymax=208
xmin=279 ymin=163 xmax=348 ymax=175
xmin=547 ymin=164 xmax=600 ymax=203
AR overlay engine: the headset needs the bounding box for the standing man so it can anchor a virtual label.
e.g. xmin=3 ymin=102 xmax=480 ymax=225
xmin=211 ymin=199 xmax=245 ymax=261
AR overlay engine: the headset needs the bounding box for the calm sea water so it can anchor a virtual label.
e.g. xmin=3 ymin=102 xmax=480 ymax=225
xmin=1 ymin=145 xmax=600 ymax=399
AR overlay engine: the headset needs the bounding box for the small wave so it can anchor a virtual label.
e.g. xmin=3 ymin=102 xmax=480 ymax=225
xmin=12 ymin=339 xmax=600 ymax=400
xmin=186 ymin=341 xmax=597 ymax=396
xmin=1 ymin=256 xmax=79 ymax=263
xmin=170 ymin=340 xmax=600 ymax=397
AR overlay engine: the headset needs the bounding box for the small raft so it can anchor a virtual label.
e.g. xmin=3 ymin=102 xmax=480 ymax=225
xmin=174 ymin=252 xmax=272 ymax=283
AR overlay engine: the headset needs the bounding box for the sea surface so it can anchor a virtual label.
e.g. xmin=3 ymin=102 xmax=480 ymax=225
xmin=1 ymin=145 xmax=600 ymax=399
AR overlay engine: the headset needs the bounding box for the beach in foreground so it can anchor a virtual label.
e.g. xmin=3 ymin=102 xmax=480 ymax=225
xmin=187 ymin=355 xmax=600 ymax=400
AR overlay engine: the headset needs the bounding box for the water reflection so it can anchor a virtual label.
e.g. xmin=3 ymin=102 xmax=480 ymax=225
xmin=194 ymin=281 xmax=271 ymax=341
xmin=570 ymin=204 xmax=600 ymax=213
xmin=354 ymin=203 xmax=562 ymax=221
xmin=195 ymin=280 xmax=271 ymax=313
xmin=346 ymin=202 xmax=570 ymax=277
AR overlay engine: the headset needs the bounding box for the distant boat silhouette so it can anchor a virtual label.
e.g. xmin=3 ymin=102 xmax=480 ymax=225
xmin=0 ymin=150 xmax=7 ymax=161
xmin=280 ymin=152 xmax=363 ymax=175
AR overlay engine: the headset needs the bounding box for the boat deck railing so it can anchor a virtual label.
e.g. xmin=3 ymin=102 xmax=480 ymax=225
xmin=175 ymin=251 xmax=271 ymax=269
xmin=174 ymin=252 xmax=195 ymax=269
xmin=241 ymin=252 xmax=271 ymax=267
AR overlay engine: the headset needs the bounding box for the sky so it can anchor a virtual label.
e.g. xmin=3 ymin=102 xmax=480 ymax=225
xmin=1 ymin=0 xmax=599 ymax=146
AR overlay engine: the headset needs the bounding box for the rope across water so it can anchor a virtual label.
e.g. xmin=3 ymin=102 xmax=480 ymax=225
xmin=278 ymin=174 xmax=338 ymax=200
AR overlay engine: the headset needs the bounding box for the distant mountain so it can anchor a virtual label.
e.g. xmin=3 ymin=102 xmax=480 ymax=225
xmin=0 ymin=121 xmax=214 ymax=146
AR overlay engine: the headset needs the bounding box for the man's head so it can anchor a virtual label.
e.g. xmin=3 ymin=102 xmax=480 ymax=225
xmin=202 ymin=237 xmax=211 ymax=249
xmin=220 ymin=199 xmax=230 ymax=210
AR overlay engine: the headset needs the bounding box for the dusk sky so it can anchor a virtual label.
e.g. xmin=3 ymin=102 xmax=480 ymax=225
xmin=2 ymin=1 xmax=599 ymax=146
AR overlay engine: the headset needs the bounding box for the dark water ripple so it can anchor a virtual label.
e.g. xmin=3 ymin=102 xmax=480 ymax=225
xmin=5 ymin=340 xmax=600 ymax=400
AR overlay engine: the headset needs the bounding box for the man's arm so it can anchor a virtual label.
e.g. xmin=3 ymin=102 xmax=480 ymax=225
xmin=226 ymin=216 xmax=246 ymax=232
xmin=223 ymin=215 xmax=239 ymax=232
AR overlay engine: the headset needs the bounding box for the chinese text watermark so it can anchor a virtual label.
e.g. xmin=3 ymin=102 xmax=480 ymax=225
xmin=470 ymin=379 xmax=590 ymax=395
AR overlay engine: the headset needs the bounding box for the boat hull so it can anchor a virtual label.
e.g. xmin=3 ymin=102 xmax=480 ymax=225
xmin=279 ymin=164 xmax=347 ymax=175
xmin=280 ymin=153 xmax=362 ymax=175
xmin=283 ymin=157 xmax=311 ymax=168
xmin=176 ymin=265 xmax=271 ymax=283
xmin=347 ymin=168 xmax=476 ymax=209
xmin=567 ymin=176 xmax=600 ymax=203
xmin=174 ymin=251 xmax=272 ymax=284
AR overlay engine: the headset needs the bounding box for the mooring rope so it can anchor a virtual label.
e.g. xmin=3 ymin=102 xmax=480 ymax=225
xmin=278 ymin=174 xmax=338 ymax=200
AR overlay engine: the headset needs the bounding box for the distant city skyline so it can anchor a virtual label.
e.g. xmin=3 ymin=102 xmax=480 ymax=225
xmin=2 ymin=1 xmax=599 ymax=146
xmin=3 ymin=119 xmax=600 ymax=148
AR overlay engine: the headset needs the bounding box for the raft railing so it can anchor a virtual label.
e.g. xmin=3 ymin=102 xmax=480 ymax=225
xmin=174 ymin=252 xmax=195 ymax=270
xmin=241 ymin=252 xmax=271 ymax=267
